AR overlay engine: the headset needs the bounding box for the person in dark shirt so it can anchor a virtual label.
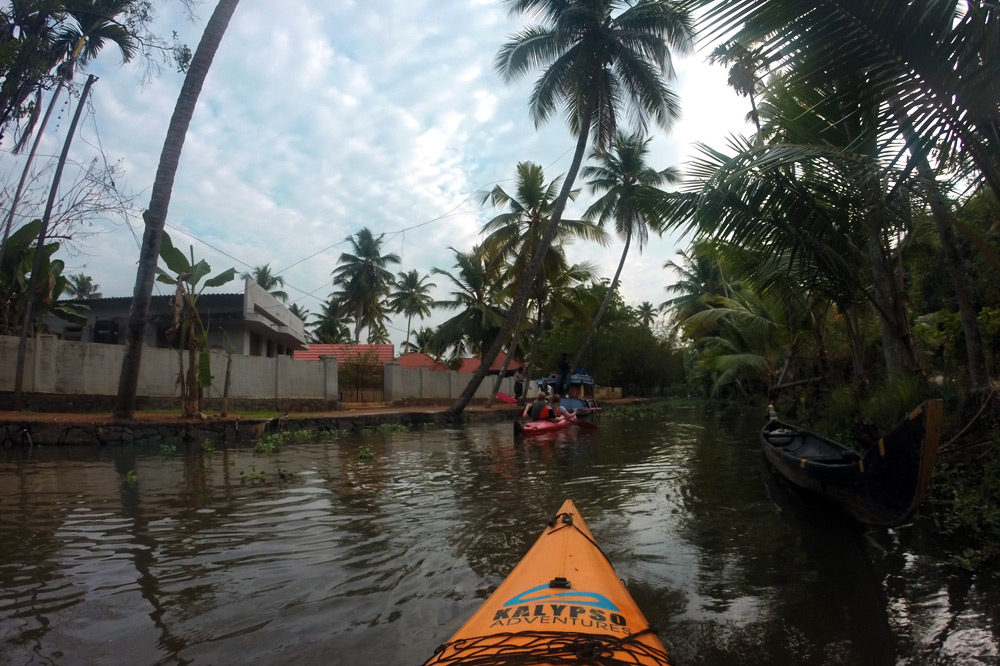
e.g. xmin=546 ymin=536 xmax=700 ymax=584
xmin=523 ymin=393 xmax=550 ymax=421
xmin=556 ymin=353 xmax=572 ymax=396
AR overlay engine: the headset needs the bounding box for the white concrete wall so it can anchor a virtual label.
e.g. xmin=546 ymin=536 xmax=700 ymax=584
xmin=2 ymin=336 xmax=513 ymax=402
xmin=0 ymin=335 xmax=327 ymax=400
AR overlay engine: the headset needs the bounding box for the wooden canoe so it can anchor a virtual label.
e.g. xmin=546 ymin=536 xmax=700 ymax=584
xmin=760 ymin=399 xmax=943 ymax=526
xmin=422 ymin=499 xmax=672 ymax=665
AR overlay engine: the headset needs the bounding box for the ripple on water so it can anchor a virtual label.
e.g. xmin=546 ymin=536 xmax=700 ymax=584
xmin=1 ymin=416 xmax=998 ymax=666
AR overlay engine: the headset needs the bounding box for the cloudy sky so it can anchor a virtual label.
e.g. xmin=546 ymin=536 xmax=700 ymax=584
xmin=6 ymin=0 xmax=750 ymax=350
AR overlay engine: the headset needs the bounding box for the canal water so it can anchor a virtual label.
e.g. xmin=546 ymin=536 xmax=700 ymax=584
xmin=1 ymin=403 xmax=997 ymax=665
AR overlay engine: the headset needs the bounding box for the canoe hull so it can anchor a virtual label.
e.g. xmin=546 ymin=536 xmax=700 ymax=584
xmin=423 ymin=499 xmax=672 ymax=665
xmin=760 ymin=399 xmax=942 ymax=526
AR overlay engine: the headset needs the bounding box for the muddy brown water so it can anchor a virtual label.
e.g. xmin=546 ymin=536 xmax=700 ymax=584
xmin=1 ymin=403 xmax=997 ymax=665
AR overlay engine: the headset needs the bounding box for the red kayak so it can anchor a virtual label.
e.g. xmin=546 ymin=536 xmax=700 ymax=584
xmin=521 ymin=419 xmax=575 ymax=436
xmin=516 ymin=417 xmax=597 ymax=437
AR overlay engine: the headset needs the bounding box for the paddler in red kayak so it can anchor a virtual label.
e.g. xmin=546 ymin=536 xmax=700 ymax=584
xmin=522 ymin=392 xmax=550 ymax=421
xmin=548 ymin=394 xmax=577 ymax=421
xmin=522 ymin=393 xmax=577 ymax=423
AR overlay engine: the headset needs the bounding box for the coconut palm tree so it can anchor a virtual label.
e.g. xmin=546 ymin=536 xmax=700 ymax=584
xmin=431 ymin=247 xmax=507 ymax=361
xmin=661 ymin=240 xmax=735 ymax=339
xmin=115 ymin=0 xmax=241 ymax=419
xmin=636 ymin=301 xmax=658 ymax=328
xmin=407 ymin=326 xmax=446 ymax=357
xmin=683 ymin=0 xmax=1000 ymax=201
xmin=65 ymin=272 xmax=102 ymax=299
xmin=478 ymin=161 xmax=607 ymax=401
xmin=707 ymin=39 xmax=771 ymax=141
xmin=242 ymin=263 xmax=288 ymax=302
xmin=331 ymin=228 xmax=400 ymax=344
xmin=571 ymin=130 xmax=678 ymax=369
xmin=686 ymin=0 xmax=996 ymax=392
xmin=0 ymin=2 xmax=62 ymax=141
xmin=442 ymin=0 xmax=694 ymax=419
xmin=310 ymin=298 xmax=354 ymax=344
xmin=287 ymin=302 xmax=308 ymax=322
xmin=388 ymin=269 xmax=436 ymax=354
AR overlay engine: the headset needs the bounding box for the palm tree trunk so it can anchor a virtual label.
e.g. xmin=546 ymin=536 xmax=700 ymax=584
xmin=866 ymin=231 xmax=916 ymax=380
xmin=441 ymin=104 xmax=595 ymax=421
xmin=114 ymin=0 xmax=241 ymax=419
xmin=571 ymin=232 xmax=631 ymax=370
xmin=0 ymin=74 xmax=69 ymax=271
xmin=405 ymin=313 xmax=413 ymax=354
xmin=899 ymin=119 xmax=990 ymax=392
xmin=487 ymin=305 xmax=529 ymax=407
xmin=13 ymin=75 xmax=96 ymax=410
xmin=840 ymin=304 xmax=868 ymax=386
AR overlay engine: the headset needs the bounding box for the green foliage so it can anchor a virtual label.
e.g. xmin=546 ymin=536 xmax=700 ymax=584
xmin=377 ymin=423 xmax=408 ymax=433
xmin=536 ymin=282 xmax=683 ymax=396
xmin=357 ymin=444 xmax=375 ymax=461
xmin=862 ymin=377 xmax=930 ymax=431
xmin=200 ymin=439 xmax=215 ymax=454
xmin=928 ymin=448 xmax=1000 ymax=571
xmin=122 ymin=469 xmax=138 ymax=486
xmin=253 ymin=428 xmax=313 ymax=454
xmin=239 ymin=466 xmax=266 ymax=484
xmin=0 ymin=220 xmax=88 ymax=335
xmin=159 ymin=443 xmax=177 ymax=459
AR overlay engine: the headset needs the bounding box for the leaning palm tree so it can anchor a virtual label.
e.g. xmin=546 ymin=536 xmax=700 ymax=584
xmin=242 ymin=263 xmax=288 ymax=302
xmin=65 ymin=272 xmax=102 ymax=299
xmin=115 ymin=0 xmax=241 ymax=419
xmin=330 ymin=227 xmax=401 ymax=343
xmin=388 ymin=269 xmax=436 ymax=353
xmin=571 ymin=130 xmax=678 ymax=369
xmin=442 ymin=0 xmax=693 ymax=419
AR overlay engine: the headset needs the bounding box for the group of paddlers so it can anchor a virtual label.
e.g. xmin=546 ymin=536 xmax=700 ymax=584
xmin=521 ymin=392 xmax=577 ymax=423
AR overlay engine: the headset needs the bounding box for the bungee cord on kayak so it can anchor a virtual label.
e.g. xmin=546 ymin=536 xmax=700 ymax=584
xmin=422 ymin=628 xmax=671 ymax=666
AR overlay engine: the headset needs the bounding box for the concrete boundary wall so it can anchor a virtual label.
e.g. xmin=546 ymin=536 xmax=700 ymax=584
xmin=0 ymin=335 xmax=335 ymax=401
xmin=1 ymin=336 xmax=513 ymax=403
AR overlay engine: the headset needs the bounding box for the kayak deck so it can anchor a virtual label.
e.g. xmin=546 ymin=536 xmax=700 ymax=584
xmin=423 ymin=499 xmax=672 ymax=665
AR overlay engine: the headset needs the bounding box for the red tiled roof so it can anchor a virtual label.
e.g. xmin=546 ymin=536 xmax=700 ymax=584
xmin=456 ymin=352 xmax=524 ymax=374
xmin=397 ymin=353 xmax=450 ymax=372
xmin=293 ymin=344 xmax=395 ymax=364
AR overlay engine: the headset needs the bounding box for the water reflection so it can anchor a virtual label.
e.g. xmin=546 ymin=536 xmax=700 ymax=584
xmin=0 ymin=411 xmax=997 ymax=665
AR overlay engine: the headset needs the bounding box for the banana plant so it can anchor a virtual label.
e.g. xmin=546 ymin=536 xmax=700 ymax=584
xmin=155 ymin=230 xmax=237 ymax=417
xmin=0 ymin=219 xmax=88 ymax=336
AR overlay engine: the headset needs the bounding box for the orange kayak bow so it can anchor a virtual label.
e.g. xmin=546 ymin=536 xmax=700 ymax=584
xmin=423 ymin=499 xmax=673 ymax=665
